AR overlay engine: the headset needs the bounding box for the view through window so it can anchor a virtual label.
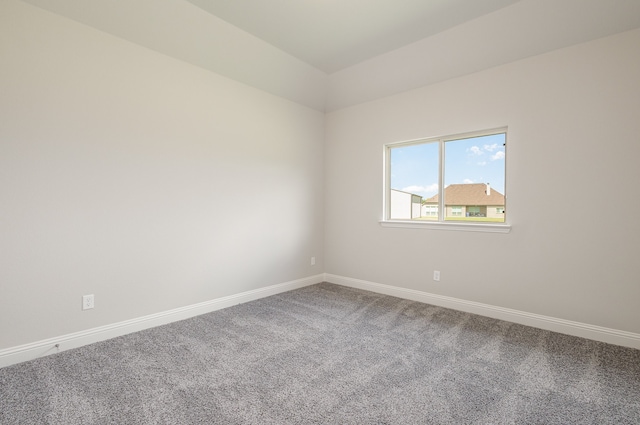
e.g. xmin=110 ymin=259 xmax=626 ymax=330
xmin=386 ymin=129 xmax=506 ymax=223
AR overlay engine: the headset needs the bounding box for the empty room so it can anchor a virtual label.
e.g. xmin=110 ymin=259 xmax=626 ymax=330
xmin=1 ymin=0 xmax=639 ymax=423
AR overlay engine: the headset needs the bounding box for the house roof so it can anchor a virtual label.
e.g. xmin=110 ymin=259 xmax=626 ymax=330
xmin=424 ymin=184 xmax=504 ymax=206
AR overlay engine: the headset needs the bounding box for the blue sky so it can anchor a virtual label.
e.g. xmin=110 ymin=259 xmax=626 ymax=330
xmin=390 ymin=133 xmax=505 ymax=199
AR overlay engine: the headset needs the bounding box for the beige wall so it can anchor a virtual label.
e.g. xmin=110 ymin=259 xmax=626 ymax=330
xmin=0 ymin=1 xmax=324 ymax=349
xmin=486 ymin=206 xmax=504 ymax=220
xmin=2 ymin=0 xmax=639 ymax=355
xmin=325 ymin=29 xmax=640 ymax=334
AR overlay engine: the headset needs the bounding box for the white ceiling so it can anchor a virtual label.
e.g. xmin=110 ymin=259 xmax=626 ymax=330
xmin=17 ymin=0 xmax=640 ymax=111
xmin=184 ymin=0 xmax=522 ymax=73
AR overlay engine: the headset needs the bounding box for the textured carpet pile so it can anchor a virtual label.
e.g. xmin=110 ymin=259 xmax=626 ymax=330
xmin=1 ymin=282 xmax=639 ymax=424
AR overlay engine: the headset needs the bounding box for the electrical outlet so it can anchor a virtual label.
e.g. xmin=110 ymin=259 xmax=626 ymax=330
xmin=82 ymin=294 xmax=94 ymax=310
xmin=433 ymin=271 xmax=441 ymax=281
xmin=311 ymin=256 xmax=316 ymax=266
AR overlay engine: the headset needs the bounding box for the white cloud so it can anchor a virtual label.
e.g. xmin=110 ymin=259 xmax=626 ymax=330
xmin=463 ymin=179 xmax=474 ymax=184
xmin=477 ymin=161 xmax=487 ymax=166
xmin=491 ymin=151 xmax=505 ymax=161
xmin=402 ymin=184 xmax=438 ymax=195
xmin=484 ymin=143 xmax=500 ymax=152
xmin=469 ymin=146 xmax=483 ymax=155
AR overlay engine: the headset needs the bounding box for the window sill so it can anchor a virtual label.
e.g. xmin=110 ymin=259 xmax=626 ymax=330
xmin=379 ymin=220 xmax=511 ymax=233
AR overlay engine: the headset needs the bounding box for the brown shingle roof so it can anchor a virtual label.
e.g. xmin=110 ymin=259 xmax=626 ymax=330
xmin=424 ymin=183 xmax=504 ymax=206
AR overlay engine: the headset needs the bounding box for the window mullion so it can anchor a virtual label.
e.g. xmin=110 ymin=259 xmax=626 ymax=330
xmin=439 ymin=139 xmax=445 ymax=222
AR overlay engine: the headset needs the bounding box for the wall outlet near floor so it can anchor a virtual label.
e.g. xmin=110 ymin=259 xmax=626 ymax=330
xmin=433 ymin=271 xmax=441 ymax=282
xmin=82 ymin=294 xmax=94 ymax=310
xmin=310 ymin=256 xmax=316 ymax=266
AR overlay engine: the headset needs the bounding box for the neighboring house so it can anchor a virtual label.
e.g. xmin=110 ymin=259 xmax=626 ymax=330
xmin=390 ymin=189 xmax=422 ymax=219
xmin=423 ymin=183 xmax=505 ymax=219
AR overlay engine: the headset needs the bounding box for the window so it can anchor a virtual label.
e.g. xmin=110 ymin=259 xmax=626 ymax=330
xmin=423 ymin=205 xmax=438 ymax=217
xmin=451 ymin=206 xmax=463 ymax=216
xmin=467 ymin=206 xmax=485 ymax=217
xmin=384 ymin=128 xmax=507 ymax=229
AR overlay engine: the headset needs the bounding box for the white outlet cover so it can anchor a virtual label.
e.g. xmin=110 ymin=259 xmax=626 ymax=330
xmin=82 ymin=294 xmax=94 ymax=310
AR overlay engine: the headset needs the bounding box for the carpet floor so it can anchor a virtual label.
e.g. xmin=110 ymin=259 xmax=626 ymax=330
xmin=1 ymin=282 xmax=639 ymax=424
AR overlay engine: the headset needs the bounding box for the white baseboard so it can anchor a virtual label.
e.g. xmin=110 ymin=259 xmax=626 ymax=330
xmin=324 ymin=273 xmax=640 ymax=350
xmin=4 ymin=272 xmax=636 ymax=369
xmin=0 ymin=274 xmax=323 ymax=369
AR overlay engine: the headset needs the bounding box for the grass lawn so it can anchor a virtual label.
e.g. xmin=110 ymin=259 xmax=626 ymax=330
xmin=415 ymin=216 xmax=504 ymax=223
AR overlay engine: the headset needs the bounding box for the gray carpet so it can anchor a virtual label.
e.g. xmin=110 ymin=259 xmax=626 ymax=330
xmin=1 ymin=282 xmax=639 ymax=424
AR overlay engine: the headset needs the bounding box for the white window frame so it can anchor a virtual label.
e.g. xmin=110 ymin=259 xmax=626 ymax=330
xmin=381 ymin=127 xmax=511 ymax=233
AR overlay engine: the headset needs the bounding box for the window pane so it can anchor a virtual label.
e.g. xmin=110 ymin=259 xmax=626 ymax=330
xmin=443 ymin=133 xmax=505 ymax=222
xmin=389 ymin=142 xmax=439 ymax=220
